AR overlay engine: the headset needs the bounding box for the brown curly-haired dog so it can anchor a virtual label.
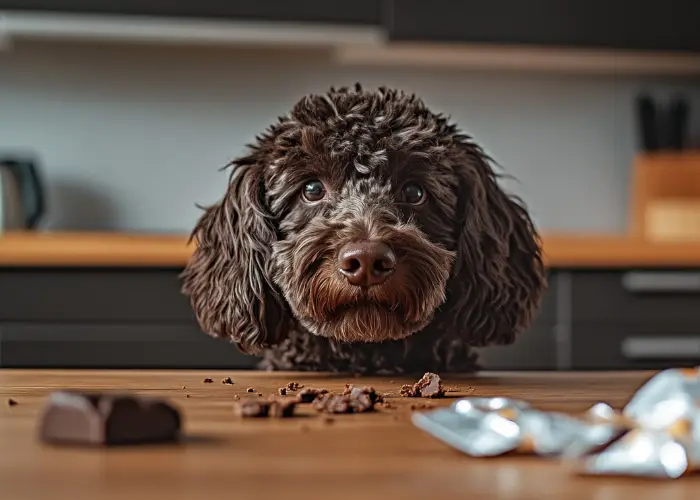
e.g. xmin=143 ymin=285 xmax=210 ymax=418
xmin=181 ymin=84 xmax=547 ymax=374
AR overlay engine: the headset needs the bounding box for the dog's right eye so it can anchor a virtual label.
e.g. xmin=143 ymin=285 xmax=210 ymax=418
xmin=302 ymin=180 xmax=326 ymax=202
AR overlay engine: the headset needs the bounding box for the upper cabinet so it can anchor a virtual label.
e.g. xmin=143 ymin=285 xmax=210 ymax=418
xmin=386 ymin=0 xmax=700 ymax=53
xmin=0 ymin=0 xmax=383 ymax=26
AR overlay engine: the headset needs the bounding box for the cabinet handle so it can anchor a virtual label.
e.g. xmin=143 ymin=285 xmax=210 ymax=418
xmin=621 ymin=336 xmax=700 ymax=359
xmin=622 ymin=272 xmax=700 ymax=293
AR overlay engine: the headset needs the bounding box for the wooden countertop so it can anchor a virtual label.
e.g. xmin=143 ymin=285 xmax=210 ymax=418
xmin=2 ymin=231 xmax=700 ymax=268
xmin=1 ymin=369 xmax=697 ymax=499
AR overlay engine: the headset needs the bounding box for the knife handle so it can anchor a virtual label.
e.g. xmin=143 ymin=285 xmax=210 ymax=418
xmin=636 ymin=94 xmax=659 ymax=152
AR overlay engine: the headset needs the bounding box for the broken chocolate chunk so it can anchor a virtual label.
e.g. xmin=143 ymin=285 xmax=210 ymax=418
xmin=400 ymin=372 xmax=445 ymax=398
xmin=416 ymin=372 xmax=445 ymax=398
xmin=313 ymin=386 xmax=376 ymax=414
xmin=342 ymin=385 xmax=383 ymax=403
xmin=268 ymin=398 xmax=297 ymax=418
xmin=7 ymin=398 xmax=17 ymax=407
xmin=400 ymin=384 xmax=417 ymax=397
xmin=203 ymin=378 xmax=213 ymax=384
xmin=233 ymin=399 xmax=269 ymax=418
xmin=295 ymin=387 xmax=329 ymax=403
xmin=38 ymin=391 xmax=181 ymax=446
xmin=233 ymin=397 xmax=297 ymax=419
xmin=246 ymin=387 xmax=255 ymax=393
xmin=278 ymin=387 xmax=287 ymax=396
xmin=221 ymin=377 xmax=234 ymax=385
xmin=286 ymin=382 xmax=303 ymax=391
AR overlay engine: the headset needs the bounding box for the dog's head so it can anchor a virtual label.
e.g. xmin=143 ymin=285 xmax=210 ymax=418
xmin=182 ymin=85 xmax=546 ymax=354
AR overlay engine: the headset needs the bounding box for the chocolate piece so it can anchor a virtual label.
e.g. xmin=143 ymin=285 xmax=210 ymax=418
xmin=278 ymin=387 xmax=287 ymax=396
xmin=203 ymin=378 xmax=213 ymax=383
xmin=233 ymin=397 xmax=297 ymax=419
xmin=233 ymin=395 xmax=240 ymax=401
xmin=400 ymin=384 xmax=418 ymax=397
xmin=268 ymin=398 xmax=297 ymax=418
xmin=221 ymin=377 xmax=234 ymax=385
xmin=7 ymin=398 xmax=17 ymax=407
xmin=343 ymin=385 xmax=383 ymax=403
xmin=313 ymin=387 xmax=376 ymax=414
xmin=295 ymin=387 xmax=329 ymax=403
xmin=400 ymin=372 xmax=445 ymax=398
xmin=233 ymin=399 xmax=269 ymax=418
xmin=246 ymin=387 xmax=255 ymax=393
xmin=38 ymin=391 xmax=181 ymax=446
xmin=182 ymin=386 xmax=187 ymax=390
xmin=417 ymin=373 xmax=445 ymax=398
xmin=185 ymin=394 xmax=191 ymax=398
xmin=286 ymin=382 xmax=303 ymax=391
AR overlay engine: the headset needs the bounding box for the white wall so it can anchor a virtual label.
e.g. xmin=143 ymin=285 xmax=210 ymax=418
xmin=1 ymin=41 xmax=699 ymax=233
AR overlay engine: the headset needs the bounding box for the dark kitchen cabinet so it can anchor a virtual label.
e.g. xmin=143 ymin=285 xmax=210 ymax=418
xmin=0 ymin=0 xmax=383 ymax=26
xmin=386 ymin=0 xmax=700 ymax=53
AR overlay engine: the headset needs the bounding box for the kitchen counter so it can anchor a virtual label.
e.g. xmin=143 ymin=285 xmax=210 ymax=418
xmin=1 ymin=369 xmax=697 ymax=499
xmin=2 ymin=231 xmax=700 ymax=268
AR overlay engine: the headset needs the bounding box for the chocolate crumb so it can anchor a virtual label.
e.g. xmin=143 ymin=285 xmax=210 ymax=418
xmin=233 ymin=395 xmax=240 ymax=401
xmin=185 ymin=394 xmax=191 ymax=398
xmin=296 ymin=387 xmax=329 ymax=403
xmin=400 ymin=373 xmax=445 ymax=399
xmin=233 ymin=397 xmax=297 ymax=419
xmin=343 ymin=385 xmax=382 ymax=403
xmin=221 ymin=377 xmax=234 ymax=385
xmin=257 ymin=393 xmax=263 ymax=397
xmin=286 ymin=382 xmax=303 ymax=391
xmin=233 ymin=399 xmax=269 ymax=418
xmin=182 ymin=385 xmax=187 ymax=390
xmin=400 ymin=384 xmax=417 ymax=397
xmin=268 ymin=398 xmax=297 ymax=418
xmin=7 ymin=398 xmax=17 ymax=407
xmin=278 ymin=387 xmax=287 ymax=396
xmin=313 ymin=386 xmax=377 ymax=414
xmin=246 ymin=387 xmax=255 ymax=393
xmin=203 ymin=378 xmax=214 ymax=384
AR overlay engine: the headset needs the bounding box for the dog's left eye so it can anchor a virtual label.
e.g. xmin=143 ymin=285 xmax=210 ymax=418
xmin=401 ymin=183 xmax=426 ymax=205
xmin=302 ymin=180 xmax=326 ymax=202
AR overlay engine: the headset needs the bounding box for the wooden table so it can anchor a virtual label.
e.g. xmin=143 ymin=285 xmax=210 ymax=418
xmin=1 ymin=370 xmax=699 ymax=500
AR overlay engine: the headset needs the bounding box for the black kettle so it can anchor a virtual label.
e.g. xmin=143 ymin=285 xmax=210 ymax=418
xmin=0 ymin=157 xmax=46 ymax=231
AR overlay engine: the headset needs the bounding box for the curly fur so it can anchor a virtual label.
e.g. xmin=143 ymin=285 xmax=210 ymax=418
xmin=181 ymin=84 xmax=547 ymax=374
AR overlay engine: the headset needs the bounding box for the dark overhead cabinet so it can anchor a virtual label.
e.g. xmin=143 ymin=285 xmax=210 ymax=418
xmin=0 ymin=0 xmax=383 ymax=26
xmin=386 ymin=0 xmax=700 ymax=53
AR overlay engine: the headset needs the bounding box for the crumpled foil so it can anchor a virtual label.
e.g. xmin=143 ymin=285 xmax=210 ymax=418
xmin=411 ymin=367 xmax=700 ymax=479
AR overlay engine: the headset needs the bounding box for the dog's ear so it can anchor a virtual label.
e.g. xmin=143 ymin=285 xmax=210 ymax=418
xmin=181 ymin=156 xmax=291 ymax=354
xmin=441 ymin=138 xmax=547 ymax=346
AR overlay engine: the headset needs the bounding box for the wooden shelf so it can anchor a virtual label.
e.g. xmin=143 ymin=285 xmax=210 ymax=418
xmin=3 ymin=231 xmax=700 ymax=268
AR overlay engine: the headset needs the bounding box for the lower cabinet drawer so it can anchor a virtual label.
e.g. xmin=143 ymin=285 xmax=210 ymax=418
xmin=0 ymin=323 xmax=259 ymax=369
xmin=478 ymin=323 xmax=557 ymax=370
xmin=571 ymin=323 xmax=700 ymax=370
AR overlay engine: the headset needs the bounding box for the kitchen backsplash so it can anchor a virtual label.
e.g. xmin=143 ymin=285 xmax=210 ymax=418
xmin=1 ymin=41 xmax=699 ymax=233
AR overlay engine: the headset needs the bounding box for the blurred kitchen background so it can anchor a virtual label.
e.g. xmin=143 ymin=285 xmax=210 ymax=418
xmin=1 ymin=0 xmax=699 ymax=371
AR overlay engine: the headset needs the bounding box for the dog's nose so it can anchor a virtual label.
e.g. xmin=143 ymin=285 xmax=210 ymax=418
xmin=337 ymin=241 xmax=396 ymax=287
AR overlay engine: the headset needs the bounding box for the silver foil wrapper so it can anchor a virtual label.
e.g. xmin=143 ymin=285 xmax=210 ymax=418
xmin=570 ymin=367 xmax=700 ymax=479
xmin=412 ymin=367 xmax=700 ymax=479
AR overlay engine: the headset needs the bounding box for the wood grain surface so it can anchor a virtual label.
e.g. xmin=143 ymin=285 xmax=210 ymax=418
xmin=3 ymin=231 xmax=700 ymax=268
xmin=1 ymin=370 xmax=699 ymax=500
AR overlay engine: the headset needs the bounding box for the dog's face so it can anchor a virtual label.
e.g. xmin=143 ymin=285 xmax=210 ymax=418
xmin=182 ymin=85 xmax=546 ymax=354
xmin=270 ymin=149 xmax=457 ymax=343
